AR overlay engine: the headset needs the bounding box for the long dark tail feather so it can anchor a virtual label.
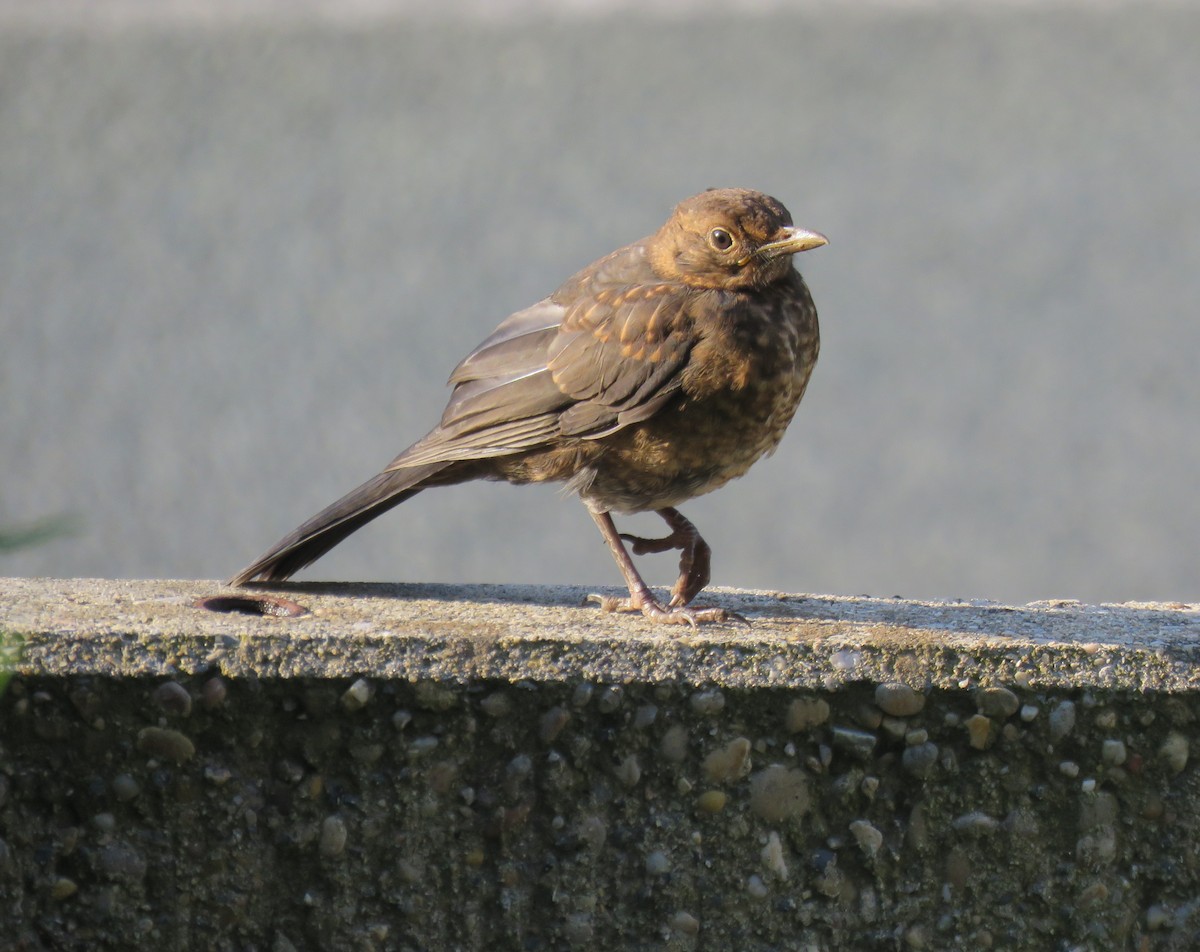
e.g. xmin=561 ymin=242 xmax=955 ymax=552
xmin=228 ymin=461 xmax=456 ymax=585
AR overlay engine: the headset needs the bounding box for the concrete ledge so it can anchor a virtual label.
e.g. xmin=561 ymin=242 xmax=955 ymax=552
xmin=2 ymin=579 xmax=1199 ymax=949
xmin=5 ymin=578 xmax=1199 ymax=689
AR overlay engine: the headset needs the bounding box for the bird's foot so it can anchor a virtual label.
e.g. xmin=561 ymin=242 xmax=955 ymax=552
xmin=619 ymin=508 xmax=712 ymax=608
xmin=618 ymin=531 xmax=681 ymax=555
xmin=618 ymin=533 xmax=708 ymax=606
xmin=587 ymin=593 xmax=746 ymax=627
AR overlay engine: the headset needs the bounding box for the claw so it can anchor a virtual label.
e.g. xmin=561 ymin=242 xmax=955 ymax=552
xmin=587 ymin=593 xmax=642 ymax=614
xmin=588 ymin=592 xmax=745 ymax=627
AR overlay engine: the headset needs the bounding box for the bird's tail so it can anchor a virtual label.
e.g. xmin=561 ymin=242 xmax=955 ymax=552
xmin=227 ymin=460 xmax=456 ymax=585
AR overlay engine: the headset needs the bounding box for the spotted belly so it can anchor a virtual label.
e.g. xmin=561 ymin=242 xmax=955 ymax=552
xmin=573 ymin=357 xmax=815 ymax=513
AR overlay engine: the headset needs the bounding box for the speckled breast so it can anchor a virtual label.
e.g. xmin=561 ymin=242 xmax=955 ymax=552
xmin=580 ymin=278 xmax=820 ymax=514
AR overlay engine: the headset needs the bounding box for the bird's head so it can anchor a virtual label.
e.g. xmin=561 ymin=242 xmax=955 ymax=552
xmin=648 ymin=188 xmax=827 ymax=291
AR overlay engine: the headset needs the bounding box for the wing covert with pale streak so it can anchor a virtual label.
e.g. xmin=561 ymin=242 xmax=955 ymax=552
xmin=388 ymin=243 xmax=697 ymax=469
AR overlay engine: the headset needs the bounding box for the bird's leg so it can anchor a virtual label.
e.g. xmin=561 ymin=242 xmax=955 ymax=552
xmin=587 ymin=510 xmax=738 ymax=627
xmin=618 ymin=507 xmax=711 ymax=608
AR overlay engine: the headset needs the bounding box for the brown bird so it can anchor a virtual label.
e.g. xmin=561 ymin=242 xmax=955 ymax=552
xmin=230 ymin=188 xmax=826 ymax=625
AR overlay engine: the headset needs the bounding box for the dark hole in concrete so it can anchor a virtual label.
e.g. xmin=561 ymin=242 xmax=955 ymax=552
xmin=194 ymin=595 xmax=308 ymax=618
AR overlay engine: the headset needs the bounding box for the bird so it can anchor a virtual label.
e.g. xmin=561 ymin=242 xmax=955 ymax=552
xmin=229 ymin=188 xmax=826 ymax=625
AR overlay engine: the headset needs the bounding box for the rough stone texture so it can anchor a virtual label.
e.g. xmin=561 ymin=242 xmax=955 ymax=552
xmin=2 ymin=578 xmax=1200 ymax=950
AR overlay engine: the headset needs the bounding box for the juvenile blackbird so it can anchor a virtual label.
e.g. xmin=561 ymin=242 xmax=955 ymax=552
xmin=230 ymin=188 xmax=826 ymax=625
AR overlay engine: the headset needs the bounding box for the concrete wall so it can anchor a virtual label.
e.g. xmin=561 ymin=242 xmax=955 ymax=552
xmin=3 ymin=579 xmax=1200 ymax=948
xmin=2 ymin=5 xmax=1199 ymax=605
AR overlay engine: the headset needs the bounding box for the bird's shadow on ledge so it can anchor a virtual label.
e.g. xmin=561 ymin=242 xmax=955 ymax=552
xmin=235 ymin=579 xmax=785 ymax=621
xmin=233 ymin=581 xmax=1199 ymax=644
xmin=237 ymin=579 xmax=601 ymax=611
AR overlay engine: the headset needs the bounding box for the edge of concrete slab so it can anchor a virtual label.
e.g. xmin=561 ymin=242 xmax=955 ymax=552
xmin=3 ymin=578 xmax=1197 ymax=691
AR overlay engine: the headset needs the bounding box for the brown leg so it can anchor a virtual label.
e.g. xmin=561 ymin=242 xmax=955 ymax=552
xmin=587 ymin=509 xmax=739 ymax=627
xmin=618 ymin=507 xmax=712 ymax=608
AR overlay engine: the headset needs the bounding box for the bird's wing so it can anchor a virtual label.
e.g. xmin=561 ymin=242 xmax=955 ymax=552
xmin=389 ymin=254 xmax=695 ymax=469
xmin=548 ymin=279 xmax=693 ymax=437
xmin=388 ymin=300 xmax=571 ymax=467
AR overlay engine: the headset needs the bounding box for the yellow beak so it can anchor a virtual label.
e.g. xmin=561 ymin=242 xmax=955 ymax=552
xmin=758 ymin=226 xmax=829 ymax=258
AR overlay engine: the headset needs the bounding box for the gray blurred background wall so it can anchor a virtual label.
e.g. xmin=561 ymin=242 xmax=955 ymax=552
xmin=2 ymin=2 xmax=1197 ymax=605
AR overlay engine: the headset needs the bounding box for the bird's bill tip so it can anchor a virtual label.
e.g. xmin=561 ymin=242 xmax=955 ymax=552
xmin=761 ymin=226 xmax=829 ymax=257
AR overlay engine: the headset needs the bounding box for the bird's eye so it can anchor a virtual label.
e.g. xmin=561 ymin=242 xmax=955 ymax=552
xmin=708 ymin=227 xmax=734 ymax=252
